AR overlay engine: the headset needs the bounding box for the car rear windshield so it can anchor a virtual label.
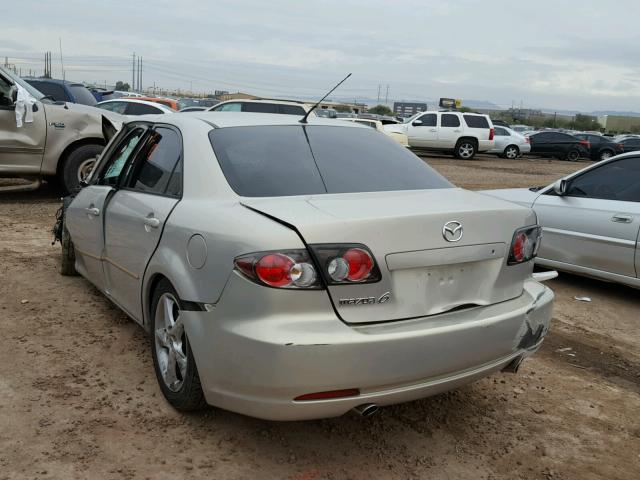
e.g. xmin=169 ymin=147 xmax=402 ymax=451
xmin=68 ymin=85 xmax=97 ymax=106
xmin=463 ymin=115 xmax=490 ymax=129
xmin=209 ymin=125 xmax=453 ymax=197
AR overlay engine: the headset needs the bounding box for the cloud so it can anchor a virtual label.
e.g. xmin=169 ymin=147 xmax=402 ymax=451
xmin=2 ymin=0 xmax=640 ymax=111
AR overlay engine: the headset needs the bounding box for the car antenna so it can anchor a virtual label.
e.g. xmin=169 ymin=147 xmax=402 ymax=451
xmin=299 ymin=73 xmax=352 ymax=124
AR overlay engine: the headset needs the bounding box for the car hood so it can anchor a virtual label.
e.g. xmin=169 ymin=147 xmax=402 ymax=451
xmin=44 ymin=101 xmax=126 ymax=128
xmin=383 ymin=123 xmax=407 ymax=135
xmin=242 ymin=188 xmax=536 ymax=323
xmin=479 ymin=188 xmax=542 ymax=208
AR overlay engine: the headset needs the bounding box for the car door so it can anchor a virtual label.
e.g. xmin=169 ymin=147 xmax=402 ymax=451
xmin=65 ymin=124 xmax=150 ymax=291
xmin=493 ymin=127 xmax=510 ymax=152
xmin=437 ymin=113 xmax=462 ymax=148
xmin=102 ymin=125 xmax=183 ymax=321
xmin=406 ymin=113 xmax=437 ymax=147
xmin=533 ymin=156 xmax=640 ymax=278
xmin=0 ymin=72 xmax=47 ymax=173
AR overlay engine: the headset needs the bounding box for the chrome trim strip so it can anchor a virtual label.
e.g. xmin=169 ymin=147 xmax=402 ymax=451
xmin=75 ymin=248 xmax=140 ymax=280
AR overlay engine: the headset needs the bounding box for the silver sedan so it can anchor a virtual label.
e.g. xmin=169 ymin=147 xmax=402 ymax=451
xmin=482 ymin=153 xmax=640 ymax=289
xmin=487 ymin=126 xmax=531 ymax=159
xmin=61 ymin=112 xmax=554 ymax=420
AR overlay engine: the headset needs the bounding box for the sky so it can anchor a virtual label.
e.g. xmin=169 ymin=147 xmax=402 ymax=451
xmin=2 ymin=0 xmax=640 ymax=112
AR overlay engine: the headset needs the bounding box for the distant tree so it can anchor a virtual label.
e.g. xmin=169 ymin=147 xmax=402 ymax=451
xmin=115 ymin=81 xmax=130 ymax=92
xmin=570 ymin=114 xmax=601 ymax=131
xmin=368 ymin=104 xmax=394 ymax=116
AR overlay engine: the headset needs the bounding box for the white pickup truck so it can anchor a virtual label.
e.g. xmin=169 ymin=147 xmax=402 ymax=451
xmin=385 ymin=111 xmax=494 ymax=160
xmin=0 ymin=66 xmax=123 ymax=193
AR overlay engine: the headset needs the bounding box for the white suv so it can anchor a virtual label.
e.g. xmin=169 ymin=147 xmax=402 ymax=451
xmin=385 ymin=111 xmax=494 ymax=159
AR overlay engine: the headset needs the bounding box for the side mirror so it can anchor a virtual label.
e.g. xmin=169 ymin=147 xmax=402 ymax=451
xmin=552 ymin=179 xmax=568 ymax=196
xmin=412 ymin=120 xmax=423 ymax=126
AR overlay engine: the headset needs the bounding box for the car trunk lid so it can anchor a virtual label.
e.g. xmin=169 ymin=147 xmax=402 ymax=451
xmin=242 ymin=188 xmax=536 ymax=324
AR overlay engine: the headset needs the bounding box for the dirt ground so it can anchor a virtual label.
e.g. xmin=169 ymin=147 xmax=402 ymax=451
xmin=1 ymin=155 xmax=639 ymax=480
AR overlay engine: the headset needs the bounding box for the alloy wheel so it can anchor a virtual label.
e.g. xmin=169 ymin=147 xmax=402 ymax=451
xmin=77 ymin=158 xmax=96 ymax=183
xmin=505 ymin=146 xmax=519 ymax=159
xmin=600 ymin=150 xmax=613 ymax=161
xmin=458 ymin=143 xmax=475 ymax=159
xmin=154 ymin=293 xmax=188 ymax=392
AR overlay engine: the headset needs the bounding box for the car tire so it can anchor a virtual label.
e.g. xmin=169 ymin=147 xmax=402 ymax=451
xmin=503 ymin=145 xmax=520 ymax=159
xmin=150 ymin=279 xmax=206 ymax=411
xmin=60 ymin=221 xmax=78 ymax=276
xmin=566 ymin=149 xmax=580 ymax=162
xmin=599 ymin=149 xmax=614 ymax=161
xmin=455 ymin=139 xmax=477 ymax=160
xmin=61 ymin=144 xmax=104 ymax=195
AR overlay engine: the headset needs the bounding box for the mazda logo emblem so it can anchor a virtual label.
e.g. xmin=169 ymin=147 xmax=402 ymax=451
xmin=442 ymin=221 xmax=463 ymax=242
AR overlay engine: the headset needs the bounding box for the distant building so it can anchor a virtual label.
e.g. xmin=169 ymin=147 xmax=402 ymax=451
xmin=597 ymin=115 xmax=640 ymax=133
xmin=393 ymin=102 xmax=427 ymax=117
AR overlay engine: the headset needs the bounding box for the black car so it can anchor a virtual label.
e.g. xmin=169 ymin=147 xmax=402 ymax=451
xmin=619 ymin=137 xmax=640 ymax=154
xmin=574 ymin=133 xmax=624 ymax=161
xmin=527 ymin=131 xmax=589 ymax=161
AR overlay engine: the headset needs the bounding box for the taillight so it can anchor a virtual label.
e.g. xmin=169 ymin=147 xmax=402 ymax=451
xmin=525 ymin=137 xmax=531 ymax=144
xmin=235 ymin=250 xmax=320 ymax=289
xmin=508 ymin=226 xmax=542 ymax=265
xmin=310 ymin=244 xmax=382 ymax=285
xmin=579 ymin=140 xmax=591 ymax=149
xmin=489 ymin=128 xmax=495 ymax=141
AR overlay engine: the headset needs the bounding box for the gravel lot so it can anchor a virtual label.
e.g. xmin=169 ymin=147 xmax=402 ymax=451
xmin=1 ymin=155 xmax=639 ymax=479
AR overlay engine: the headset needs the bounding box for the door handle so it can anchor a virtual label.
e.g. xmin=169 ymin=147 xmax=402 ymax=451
xmin=453 ymin=129 xmax=461 ymax=133
xmin=85 ymin=207 xmax=100 ymax=216
xmin=429 ymin=128 xmax=437 ymax=132
xmin=144 ymin=217 xmax=161 ymax=229
xmin=611 ymin=214 xmax=633 ymax=224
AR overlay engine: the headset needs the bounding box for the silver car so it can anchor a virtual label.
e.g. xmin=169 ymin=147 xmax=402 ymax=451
xmin=483 ymin=153 xmax=640 ymax=289
xmin=61 ymin=112 xmax=554 ymax=421
xmin=488 ymin=126 xmax=532 ymax=159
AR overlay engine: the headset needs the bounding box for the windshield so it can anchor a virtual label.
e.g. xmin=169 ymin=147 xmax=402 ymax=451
xmin=209 ymin=125 xmax=453 ymax=197
xmin=0 ymin=66 xmax=45 ymax=101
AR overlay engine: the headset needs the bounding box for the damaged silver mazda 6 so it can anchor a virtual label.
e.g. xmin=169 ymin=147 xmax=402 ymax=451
xmin=59 ymin=112 xmax=554 ymax=420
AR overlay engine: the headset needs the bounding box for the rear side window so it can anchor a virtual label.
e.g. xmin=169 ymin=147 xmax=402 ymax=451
xmin=494 ymin=127 xmax=509 ymax=136
xmin=98 ymin=102 xmax=127 ymax=114
xmin=242 ymin=103 xmax=277 ymax=113
xmin=279 ymin=104 xmax=306 ymax=115
xmin=126 ymin=102 xmax=162 ymax=115
xmin=441 ymin=114 xmax=460 ymax=127
xmin=216 ymin=103 xmax=241 ymax=112
xmin=463 ymin=115 xmax=490 ymax=129
xmin=209 ymin=125 xmax=452 ymax=197
xmin=126 ymin=127 xmax=182 ymax=196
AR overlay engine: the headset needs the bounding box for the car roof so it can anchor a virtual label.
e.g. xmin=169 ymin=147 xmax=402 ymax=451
xmin=97 ymin=98 xmax=174 ymax=112
xmin=213 ymin=99 xmax=311 ymax=108
xmin=125 ymin=111 xmax=367 ymax=129
xmin=24 ymin=77 xmax=83 ymax=87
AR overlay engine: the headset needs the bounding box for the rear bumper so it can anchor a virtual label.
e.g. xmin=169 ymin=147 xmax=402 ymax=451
xmin=183 ymin=277 xmax=553 ymax=421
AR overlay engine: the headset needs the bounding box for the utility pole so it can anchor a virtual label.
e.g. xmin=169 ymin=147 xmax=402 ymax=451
xmin=138 ymin=57 xmax=142 ymax=93
xmin=377 ymin=84 xmax=381 ymax=103
xmin=59 ymin=38 xmax=64 ymax=81
xmin=132 ymin=52 xmax=136 ymax=92
xmin=385 ymin=84 xmax=389 ymax=104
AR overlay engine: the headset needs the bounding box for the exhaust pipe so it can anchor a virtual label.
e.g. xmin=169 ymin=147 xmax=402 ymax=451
xmin=502 ymin=356 xmax=523 ymax=374
xmin=352 ymin=403 xmax=379 ymax=417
